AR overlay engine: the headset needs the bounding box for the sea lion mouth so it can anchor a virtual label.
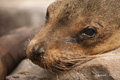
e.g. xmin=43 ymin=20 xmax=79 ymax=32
xmin=50 ymin=60 xmax=76 ymax=72
xmin=29 ymin=54 xmax=91 ymax=72
xmin=27 ymin=49 xmax=77 ymax=72
xmin=27 ymin=45 xmax=93 ymax=72
xmin=28 ymin=46 xmax=120 ymax=73
xmin=49 ymin=56 xmax=93 ymax=72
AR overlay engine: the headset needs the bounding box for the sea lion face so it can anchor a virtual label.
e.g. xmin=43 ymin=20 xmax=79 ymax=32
xmin=27 ymin=0 xmax=120 ymax=72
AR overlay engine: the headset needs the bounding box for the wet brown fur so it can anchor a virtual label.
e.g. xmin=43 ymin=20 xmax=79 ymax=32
xmin=0 ymin=27 xmax=40 ymax=80
xmin=27 ymin=0 xmax=120 ymax=73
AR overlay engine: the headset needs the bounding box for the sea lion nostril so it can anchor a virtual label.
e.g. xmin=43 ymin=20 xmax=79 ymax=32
xmin=32 ymin=45 xmax=45 ymax=56
xmin=39 ymin=47 xmax=45 ymax=53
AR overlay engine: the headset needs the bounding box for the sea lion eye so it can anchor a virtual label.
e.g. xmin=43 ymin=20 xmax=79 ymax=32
xmin=45 ymin=9 xmax=49 ymax=20
xmin=80 ymin=26 xmax=97 ymax=39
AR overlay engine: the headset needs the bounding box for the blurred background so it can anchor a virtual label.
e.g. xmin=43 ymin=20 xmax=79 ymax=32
xmin=0 ymin=0 xmax=54 ymax=37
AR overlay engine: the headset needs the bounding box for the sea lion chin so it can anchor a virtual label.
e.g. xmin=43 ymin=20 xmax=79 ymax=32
xmin=27 ymin=0 xmax=120 ymax=73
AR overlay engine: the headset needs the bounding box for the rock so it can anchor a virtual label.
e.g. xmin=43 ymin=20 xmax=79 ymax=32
xmin=6 ymin=59 xmax=56 ymax=80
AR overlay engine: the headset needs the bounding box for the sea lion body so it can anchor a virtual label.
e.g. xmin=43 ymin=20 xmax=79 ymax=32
xmin=27 ymin=0 xmax=120 ymax=78
xmin=0 ymin=27 xmax=40 ymax=80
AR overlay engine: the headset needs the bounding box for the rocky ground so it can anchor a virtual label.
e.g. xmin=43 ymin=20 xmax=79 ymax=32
xmin=6 ymin=48 xmax=120 ymax=80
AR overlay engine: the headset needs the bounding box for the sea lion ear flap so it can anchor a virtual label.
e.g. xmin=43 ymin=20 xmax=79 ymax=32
xmin=47 ymin=0 xmax=62 ymax=13
xmin=45 ymin=0 xmax=63 ymax=23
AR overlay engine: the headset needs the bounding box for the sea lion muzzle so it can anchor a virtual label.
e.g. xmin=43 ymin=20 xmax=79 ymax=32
xmin=27 ymin=44 xmax=46 ymax=61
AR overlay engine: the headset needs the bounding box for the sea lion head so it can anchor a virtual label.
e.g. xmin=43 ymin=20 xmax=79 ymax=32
xmin=27 ymin=0 xmax=120 ymax=72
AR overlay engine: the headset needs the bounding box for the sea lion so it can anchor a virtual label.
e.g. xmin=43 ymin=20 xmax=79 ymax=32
xmin=0 ymin=27 xmax=40 ymax=80
xmin=27 ymin=0 xmax=120 ymax=78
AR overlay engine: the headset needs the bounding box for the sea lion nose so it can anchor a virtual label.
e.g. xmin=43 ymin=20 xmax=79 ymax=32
xmin=32 ymin=44 xmax=45 ymax=56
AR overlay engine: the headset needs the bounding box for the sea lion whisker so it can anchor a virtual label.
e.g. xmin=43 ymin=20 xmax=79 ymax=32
xmin=86 ymin=54 xmax=120 ymax=58
xmin=52 ymin=65 xmax=71 ymax=72
xmin=61 ymin=59 xmax=89 ymax=62
xmin=61 ymin=54 xmax=120 ymax=62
